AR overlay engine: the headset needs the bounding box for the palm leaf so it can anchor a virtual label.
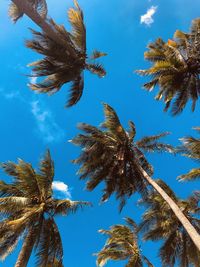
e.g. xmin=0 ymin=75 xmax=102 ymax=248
xmin=66 ymin=76 xmax=84 ymax=107
xmin=68 ymin=0 xmax=86 ymax=52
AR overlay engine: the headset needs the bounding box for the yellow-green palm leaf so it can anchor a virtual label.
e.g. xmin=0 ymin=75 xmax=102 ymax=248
xmin=0 ymin=150 xmax=90 ymax=266
xmin=96 ymin=218 xmax=154 ymax=267
xmin=137 ymin=18 xmax=200 ymax=115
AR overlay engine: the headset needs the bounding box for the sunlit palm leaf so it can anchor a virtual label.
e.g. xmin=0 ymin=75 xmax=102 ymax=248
xmin=0 ymin=150 xmax=89 ymax=266
xmin=96 ymin=218 xmax=151 ymax=267
xmin=137 ymin=18 xmax=200 ymax=115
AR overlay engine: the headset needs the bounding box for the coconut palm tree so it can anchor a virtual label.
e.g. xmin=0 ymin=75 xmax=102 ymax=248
xmin=10 ymin=0 xmax=106 ymax=107
xmin=96 ymin=217 xmax=154 ymax=267
xmin=0 ymin=150 xmax=90 ymax=267
xmin=139 ymin=179 xmax=200 ymax=267
xmin=137 ymin=18 xmax=200 ymax=115
xmin=9 ymin=0 xmax=47 ymax=23
xmin=71 ymin=103 xmax=200 ymax=250
xmin=178 ymin=127 xmax=200 ymax=181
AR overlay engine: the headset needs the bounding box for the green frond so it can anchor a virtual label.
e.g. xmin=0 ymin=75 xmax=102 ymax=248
xmin=1 ymin=159 xmax=41 ymax=198
xmin=178 ymin=168 xmax=200 ymax=181
xmin=96 ymin=219 xmax=145 ymax=267
xmin=0 ymin=181 xmax=23 ymax=197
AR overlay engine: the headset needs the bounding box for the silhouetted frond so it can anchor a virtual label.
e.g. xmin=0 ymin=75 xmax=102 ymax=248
xmin=72 ymin=104 xmax=173 ymax=210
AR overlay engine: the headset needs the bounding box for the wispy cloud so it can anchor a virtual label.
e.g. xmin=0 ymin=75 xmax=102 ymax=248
xmin=52 ymin=181 xmax=71 ymax=198
xmin=0 ymin=88 xmax=25 ymax=101
xmin=30 ymin=100 xmax=65 ymax=143
xmin=0 ymin=88 xmax=65 ymax=144
xmin=140 ymin=6 xmax=158 ymax=26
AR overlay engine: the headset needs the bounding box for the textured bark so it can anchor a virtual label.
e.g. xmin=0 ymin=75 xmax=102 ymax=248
xmin=11 ymin=0 xmax=76 ymax=57
xmin=138 ymin=165 xmax=200 ymax=251
xmin=15 ymin=229 xmax=35 ymax=267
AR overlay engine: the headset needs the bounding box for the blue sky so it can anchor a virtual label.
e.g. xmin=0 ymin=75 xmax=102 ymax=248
xmin=0 ymin=0 xmax=200 ymax=266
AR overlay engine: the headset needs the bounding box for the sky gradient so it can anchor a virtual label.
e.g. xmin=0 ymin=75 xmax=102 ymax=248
xmin=0 ymin=0 xmax=200 ymax=266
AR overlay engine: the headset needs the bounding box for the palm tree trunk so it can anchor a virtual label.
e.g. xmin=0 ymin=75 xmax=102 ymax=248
xmin=15 ymin=229 xmax=35 ymax=267
xmin=138 ymin=165 xmax=200 ymax=251
xmin=11 ymin=0 xmax=76 ymax=57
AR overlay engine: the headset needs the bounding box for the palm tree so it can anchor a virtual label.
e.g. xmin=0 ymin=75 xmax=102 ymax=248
xmin=10 ymin=0 xmax=106 ymax=107
xmin=178 ymin=127 xmax=200 ymax=181
xmin=9 ymin=0 xmax=47 ymax=23
xmin=96 ymin=217 xmax=154 ymax=267
xmin=139 ymin=179 xmax=200 ymax=267
xmin=0 ymin=150 xmax=90 ymax=267
xmin=137 ymin=18 xmax=200 ymax=115
xmin=71 ymin=103 xmax=200 ymax=250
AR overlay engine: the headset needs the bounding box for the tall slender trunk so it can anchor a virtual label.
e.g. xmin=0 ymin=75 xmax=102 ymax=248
xmin=138 ymin=165 xmax=200 ymax=251
xmin=11 ymin=0 xmax=76 ymax=57
xmin=15 ymin=229 xmax=35 ymax=267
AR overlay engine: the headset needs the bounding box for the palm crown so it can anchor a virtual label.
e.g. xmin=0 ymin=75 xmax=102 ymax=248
xmin=137 ymin=18 xmax=200 ymax=115
xmin=72 ymin=103 xmax=173 ymax=210
xmin=178 ymin=127 xmax=200 ymax=181
xmin=25 ymin=0 xmax=106 ymax=107
xmin=139 ymin=180 xmax=200 ymax=267
xmin=0 ymin=150 xmax=90 ymax=266
xmin=96 ymin=217 xmax=154 ymax=267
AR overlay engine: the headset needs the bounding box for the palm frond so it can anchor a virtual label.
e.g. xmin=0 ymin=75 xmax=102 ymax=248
xmin=86 ymin=63 xmax=106 ymax=77
xmin=54 ymin=199 xmax=91 ymax=215
xmin=90 ymin=50 xmax=107 ymax=59
xmin=38 ymin=150 xmax=54 ymax=199
xmin=137 ymin=18 xmax=200 ymax=115
xmin=68 ymin=0 xmax=86 ymax=52
xmin=178 ymin=168 xmax=200 ymax=181
xmin=9 ymin=0 xmax=47 ymax=23
xmin=66 ymin=76 xmax=84 ymax=107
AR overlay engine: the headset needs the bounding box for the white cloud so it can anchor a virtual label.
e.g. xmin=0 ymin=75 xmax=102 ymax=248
xmin=140 ymin=6 xmax=158 ymax=26
xmin=30 ymin=100 xmax=65 ymax=143
xmin=52 ymin=181 xmax=71 ymax=198
xmin=29 ymin=76 xmax=38 ymax=84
